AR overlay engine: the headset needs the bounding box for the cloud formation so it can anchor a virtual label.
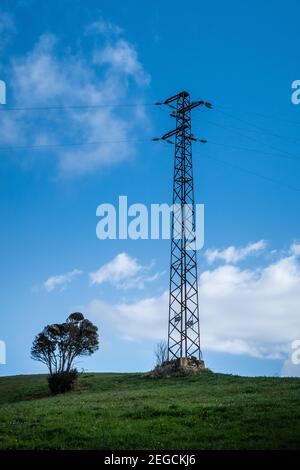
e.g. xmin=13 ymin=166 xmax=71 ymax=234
xmin=87 ymin=244 xmax=300 ymax=362
xmin=86 ymin=18 xmax=123 ymax=37
xmin=0 ymin=10 xmax=15 ymax=51
xmin=290 ymin=242 xmax=300 ymax=257
xmin=88 ymin=292 xmax=168 ymax=342
xmin=43 ymin=269 xmax=83 ymax=292
xmin=94 ymin=39 xmax=150 ymax=86
xmin=205 ymin=240 xmax=267 ymax=264
xmin=1 ymin=18 xmax=150 ymax=175
xmin=90 ymin=252 xmax=164 ymax=290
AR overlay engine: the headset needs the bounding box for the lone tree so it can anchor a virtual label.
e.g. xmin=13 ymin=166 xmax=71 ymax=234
xmin=31 ymin=312 xmax=99 ymax=393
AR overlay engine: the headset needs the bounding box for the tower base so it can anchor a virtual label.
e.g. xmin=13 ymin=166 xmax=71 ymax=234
xmin=178 ymin=356 xmax=205 ymax=370
xmin=148 ymin=356 xmax=207 ymax=378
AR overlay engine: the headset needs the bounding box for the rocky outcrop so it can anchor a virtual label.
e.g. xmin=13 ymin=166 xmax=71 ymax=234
xmin=147 ymin=356 xmax=208 ymax=378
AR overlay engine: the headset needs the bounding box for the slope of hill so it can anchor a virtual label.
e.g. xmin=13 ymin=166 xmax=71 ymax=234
xmin=0 ymin=371 xmax=299 ymax=449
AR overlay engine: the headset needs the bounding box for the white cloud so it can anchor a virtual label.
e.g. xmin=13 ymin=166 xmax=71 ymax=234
xmin=90 ymin=253 xmax=141 ymax=287
xmin=87 ymin=292 xmax=168 ymax=342
xmin=93 ymin=39 xmax=150 ymax=86
xmin=0 ymin=10 xmax=15 ymax=55
xmin=205 ymin=240 xmax=267 ymax=264
xmin=43 ymin=269 xmax=83 ymax=292
xmin=199 ymin=258 xmax=299 ymax=358
xmin=90 ymin=253 xmax=164 ymax=290
xmin=87 ymin=243 xmax=300 ymax=361
xmin=290 ymin=242 xmax=300 ymax=257
xmin=0 ymin=19 xmax=150 ymax=175
xmin=0 ymin=11 xmax=14 ymax=33
xmin=86 ymin=18 xmax=123 ymax=37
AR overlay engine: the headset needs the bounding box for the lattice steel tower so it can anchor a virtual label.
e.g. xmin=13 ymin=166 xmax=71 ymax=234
xmin=155 ymin=91 xmax=212 ymax=361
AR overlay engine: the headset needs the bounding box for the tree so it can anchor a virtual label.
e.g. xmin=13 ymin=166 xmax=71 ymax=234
xmin=31 ymin=312 xmax=99 ymax=392
xmin=154 ymin=340 xmax=168 ymax=367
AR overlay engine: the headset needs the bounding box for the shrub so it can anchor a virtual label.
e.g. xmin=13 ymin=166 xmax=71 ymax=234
xmin=47 ymin=369 xmax=79 ymax=394
xmin=154 ymin=340 xmax=168 ymax=366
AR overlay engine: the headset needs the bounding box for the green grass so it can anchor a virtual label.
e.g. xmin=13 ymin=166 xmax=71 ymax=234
xmin=0 ymin=371 xmax=300 ymax=449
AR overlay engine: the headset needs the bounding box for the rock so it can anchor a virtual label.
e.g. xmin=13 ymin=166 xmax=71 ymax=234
xmin=146 ymin=357 xmax=208 ymax=378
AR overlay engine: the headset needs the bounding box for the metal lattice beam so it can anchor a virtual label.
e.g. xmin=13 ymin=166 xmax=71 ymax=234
xmin=165 ymin=91 xmax=202 ymax=360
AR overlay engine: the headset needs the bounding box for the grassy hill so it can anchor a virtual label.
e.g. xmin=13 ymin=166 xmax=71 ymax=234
xmin=0 ymin=371 xmax=299 ymax=449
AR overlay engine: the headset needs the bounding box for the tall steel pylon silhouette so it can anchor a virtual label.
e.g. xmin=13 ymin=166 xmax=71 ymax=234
xmin=155 ymin=91 xmax=212 ymax=361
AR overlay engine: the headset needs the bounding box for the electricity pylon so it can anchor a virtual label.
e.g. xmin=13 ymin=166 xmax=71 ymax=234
xmin=155 ymin=91 xmax=212 ymax=361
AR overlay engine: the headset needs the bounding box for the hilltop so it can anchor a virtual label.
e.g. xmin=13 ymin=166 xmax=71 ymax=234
xmin=0 ymin=371 xmax=299 ymax=449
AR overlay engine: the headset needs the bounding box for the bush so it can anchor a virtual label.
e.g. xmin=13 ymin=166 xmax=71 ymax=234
xmin=47 ymin=369 xmax=79 ymax=394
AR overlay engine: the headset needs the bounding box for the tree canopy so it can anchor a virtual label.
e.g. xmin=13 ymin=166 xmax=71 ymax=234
xmin=31 ymin=312 xmax=99 ymax=374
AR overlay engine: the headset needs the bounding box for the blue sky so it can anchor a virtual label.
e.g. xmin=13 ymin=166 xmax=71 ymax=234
xmin=0 ymin=0 xmax=300 ymax=377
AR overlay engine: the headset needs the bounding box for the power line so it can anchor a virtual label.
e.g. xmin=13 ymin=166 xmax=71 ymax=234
xmin=0 ymin=102 xmax=157 ymax=112
xmin=0 ymin=99 xmax=299 ymax=133
xmin=0 ymin=97 xmax=299 ymax=192
xmin=197 ymin=117 xmax=300 ymax=162
xmin=0 ymin=138 xmax=150 ymax=150
xmin=1 ymin=133 xmax=299 ymax=170
xmin=201 ymin=152 xmax=300 ymax=192
xmin=214 ymin=107 xmax=300 ymax=146
xmin=216 ymin=104 xmax=300 ymax=128
xmin=208 ymin=141 xmax=300 ymax=163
